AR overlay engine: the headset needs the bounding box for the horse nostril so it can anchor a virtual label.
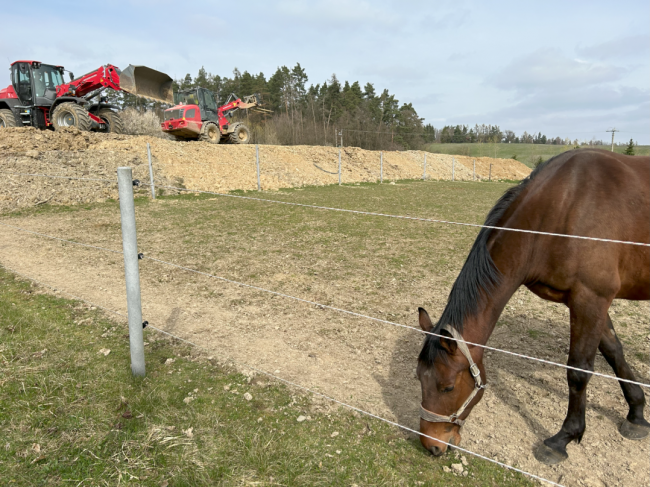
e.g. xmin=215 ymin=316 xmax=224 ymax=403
xmin=429 ymin=445 xmax=443 ymax=456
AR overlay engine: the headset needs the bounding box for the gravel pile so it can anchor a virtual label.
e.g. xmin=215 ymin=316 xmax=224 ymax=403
xmin=0 ymin=127 xmax=531 ymax=212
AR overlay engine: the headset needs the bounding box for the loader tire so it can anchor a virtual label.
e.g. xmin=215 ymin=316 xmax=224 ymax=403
xmin=51 ymin=102 xmax=92 ymax=132
xmin=228 ymin=123 xmax=251 ymax=144
xmin=0 ymin=109 xmax=18 ymax=128
xmin=199 ymin=122 xmax=220 ymax=144
xmin=97 ymin=109 xmax=124 ymax=134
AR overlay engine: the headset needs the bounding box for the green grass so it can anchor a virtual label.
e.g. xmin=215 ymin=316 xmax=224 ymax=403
xmin=0 ymin=267 xmax=534 ymax=486
xmin=423 ymin=142 xmax=650 ymax=168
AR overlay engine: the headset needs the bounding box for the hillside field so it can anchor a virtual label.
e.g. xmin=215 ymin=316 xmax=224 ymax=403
xmin=424 ymin=142 xmax=650 ymax=168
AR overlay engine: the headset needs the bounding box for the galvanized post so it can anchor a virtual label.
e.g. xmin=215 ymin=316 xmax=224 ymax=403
xmin=423 ymin=153 xmax=427 ymax=180
xmin=338 ymin=148 xmax=342 ymax=185
xmin=117 ymin=167 xmax=146 ymax=377
xmin=255 ymin=144 xmax=261 ymax=191
xmin=489 ymin=164 xmax=492 ymax=181
xmin=473 ymin=159 xmax=476 ymax=181
xmin=452 ymin=157 xmax=455 ymax=181
xmin=146 ymin=143 xmax=155 ymax=199
xmin=380 ymin=151 xmax=383 ymax=183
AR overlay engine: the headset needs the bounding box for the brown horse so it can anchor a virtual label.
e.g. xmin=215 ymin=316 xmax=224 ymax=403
xmin=416 ymin=149 xmax=650 ymax=464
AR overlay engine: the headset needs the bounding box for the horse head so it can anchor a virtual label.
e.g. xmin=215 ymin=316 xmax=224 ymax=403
xmin=416 ymin=307 xmax=487 ymax=456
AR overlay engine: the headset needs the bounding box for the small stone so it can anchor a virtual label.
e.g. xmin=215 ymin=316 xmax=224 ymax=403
xmin=183 ymin=397 xmax=195 ymax=404
xmin=451 ymin=463 xmax=463 ymax=474
xmin=296 ymin=415 xmax=307 ymax=422
xmin=331 ymin=431 xmax=339 ymax=438
xmin=336 ymin=450 xmax=341 ymax=454
xmin=462 ymin=471 xmax=468 ymax=477
xmin=98 ymin=348 xmax=111 ymax=356
xmin=223 ymin=385 xmax=230 ymax=391
xmin=182 ymin=427 xmax=193 ymax=438
xmin=244 ymin=392 xmax=252 ymax=401
xmin=257 ymin=417 xmax=263 ymax=423
xmin=443 ymin=466 xmax=451 ymax=473
xmin=461 ymin=456 xmax=468 ymax=466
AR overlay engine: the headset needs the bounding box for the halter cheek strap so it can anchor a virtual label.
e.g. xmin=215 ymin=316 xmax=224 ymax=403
xmin=420 ymin=325 xmax=487 ymax=427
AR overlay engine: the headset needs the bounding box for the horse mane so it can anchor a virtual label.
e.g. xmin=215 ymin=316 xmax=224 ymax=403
xmin=419 ymin=155 xmax=558 ymax=365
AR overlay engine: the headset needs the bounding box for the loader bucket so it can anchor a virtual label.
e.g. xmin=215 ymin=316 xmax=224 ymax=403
xmin=119 ymin=65 xmax=174 ymax=104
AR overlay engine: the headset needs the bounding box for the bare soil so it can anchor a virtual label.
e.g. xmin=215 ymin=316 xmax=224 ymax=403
xmin=0 ymin=181 xmax=647 ymax=487
xmin=0 ymin=127 xmax=530 ymax=213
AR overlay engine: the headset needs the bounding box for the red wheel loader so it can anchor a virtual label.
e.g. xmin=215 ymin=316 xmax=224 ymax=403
xmin=161 ymin=88 xmax=267 ymax=144
xmin=0 ymin=61 xmax=173 ymax=133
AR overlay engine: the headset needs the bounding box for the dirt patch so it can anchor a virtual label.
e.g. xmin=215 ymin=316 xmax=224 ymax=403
xmin=0 ymin=182 xmax=646 ymax=487
xmin=0 ymin=127 xmax=531 ymax=213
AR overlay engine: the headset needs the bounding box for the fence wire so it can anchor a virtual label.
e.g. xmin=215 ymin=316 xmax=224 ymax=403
xmin=0 ymin=220 xmax=646 ymax=389
xmin=5 ymin=169 xmax=649 ymax=247
xmin=1 ymin=264 xmax=564 ymax=487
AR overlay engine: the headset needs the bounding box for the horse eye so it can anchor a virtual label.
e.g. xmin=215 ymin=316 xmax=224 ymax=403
xmin=442 ymin=386 xmax=454 ymax=393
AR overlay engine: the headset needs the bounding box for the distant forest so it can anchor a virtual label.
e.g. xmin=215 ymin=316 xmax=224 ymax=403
xmin=117 ymin=64 xmax=600 ymax=149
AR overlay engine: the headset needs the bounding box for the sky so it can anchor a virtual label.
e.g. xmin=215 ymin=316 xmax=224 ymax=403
xmin=1 ymin=0 xmax=648 ymax=143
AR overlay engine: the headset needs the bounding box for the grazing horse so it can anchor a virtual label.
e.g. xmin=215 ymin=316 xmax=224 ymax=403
xmin=416 ymin=149 xmax=650 ymax=464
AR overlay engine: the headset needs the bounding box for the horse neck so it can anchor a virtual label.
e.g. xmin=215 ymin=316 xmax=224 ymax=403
xmin=461 ymin=274 xmax=522 ymax=347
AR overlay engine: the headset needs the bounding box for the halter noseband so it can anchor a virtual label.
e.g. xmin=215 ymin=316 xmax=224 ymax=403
xmin=420 ymin=325 xmax=486 ymax=427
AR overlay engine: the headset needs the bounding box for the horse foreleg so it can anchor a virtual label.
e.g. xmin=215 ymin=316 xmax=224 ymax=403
xmin=536 ymin=298 xmax=606 ymax=465
xmin=599 ymin=314 xmax=650 ymax=440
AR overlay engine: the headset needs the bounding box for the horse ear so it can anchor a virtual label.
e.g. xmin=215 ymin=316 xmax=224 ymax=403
xmin=439 ymin=329 xmax=458 ymax=355
xmin=418 ymin=307 xmax=433 ymax=332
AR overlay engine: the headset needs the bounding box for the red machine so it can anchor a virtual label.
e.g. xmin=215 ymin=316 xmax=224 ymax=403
xmin=161 ymin=87 xmax=267 ymax=143
xmin=0 ymin=61 xmax=173 ymax=133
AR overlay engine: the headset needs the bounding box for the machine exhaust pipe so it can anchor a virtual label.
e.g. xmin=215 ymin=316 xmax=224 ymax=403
xmin=119 ymin=65 xmax=174 ymax=104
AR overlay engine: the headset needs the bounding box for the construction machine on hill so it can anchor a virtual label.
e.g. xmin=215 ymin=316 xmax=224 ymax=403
xmin=0 ymin=60 xmax=173 ymax=133
xmin=161 ymin=87 xmax=268 ymax=144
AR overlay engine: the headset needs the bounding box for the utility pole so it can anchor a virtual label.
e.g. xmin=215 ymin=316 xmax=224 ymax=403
xmin=606 ymin=128 xmax=619 ymax=152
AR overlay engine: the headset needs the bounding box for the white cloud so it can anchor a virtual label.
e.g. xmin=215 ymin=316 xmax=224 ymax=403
xmin=487 ymin=48 xmax=624 ymax=94
xmin=577 ymin=35 xmax=650 ymax=61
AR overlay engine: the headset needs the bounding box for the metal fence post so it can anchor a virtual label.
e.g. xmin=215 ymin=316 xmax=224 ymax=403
xmin=380 ymin=151 xmax=383 ymax=183
xmin=473 ymin=159 xmax=476 ymax=181
xmin=338 ymin=148 xmax=342 ymax=185
xmin=489 ymin=164 xmax=492 ymax=181
xmin=117 ymin=167 xmax=146 ymax=377
xmin=452 ymin=157 xmax=455 ymax=181
xmin=146 ymin=143 xmax=155 ymax=199
xmin=423 ymin=153 xmax=427 ymax=180
xmin=256 ymin=144 xmax=261 ymax=191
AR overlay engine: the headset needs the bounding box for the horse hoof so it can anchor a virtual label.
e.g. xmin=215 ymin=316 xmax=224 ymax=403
xmin=534 ymin=444 xmax=568 ymax=465
xmin=619 ymin=420 xmax=650 ymax=440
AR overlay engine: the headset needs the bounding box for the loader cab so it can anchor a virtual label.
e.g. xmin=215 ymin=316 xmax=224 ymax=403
xmin=11 ymin=61 xmax=64 ymax=128
xmin=11 ymin=61 xmax=64 ymax=107
xmin=173 ymin=87 xmax=219 ymax=123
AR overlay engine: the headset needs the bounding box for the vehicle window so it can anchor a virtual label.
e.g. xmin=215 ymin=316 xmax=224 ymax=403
xmin=185 ymin=108 xmax=196 ymax=118
xmin=32 ymin=65 xmax=64 ymax=97
xmin=203 ymin=91 xmax=218 ymax=111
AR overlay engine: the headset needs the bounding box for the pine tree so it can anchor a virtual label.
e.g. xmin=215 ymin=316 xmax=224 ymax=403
xmin=624 ymin=139 xmax=635 ymax=156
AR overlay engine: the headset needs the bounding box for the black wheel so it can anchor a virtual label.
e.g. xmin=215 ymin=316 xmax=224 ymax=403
xmin=97 ymin=109 xmax=124 ymax=134
xmin=51 ymin=102 xmax=92 ymax=131
xmin=228 ymin=123 xmax=251 ymax=144
xmin=199 ymin=121 xmax=221 ymax=144
xmin=0 ymin=109 xmax=17 ymax=128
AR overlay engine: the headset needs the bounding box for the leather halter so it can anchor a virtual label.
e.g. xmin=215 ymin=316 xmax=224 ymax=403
xmin=420 ymin=325 xmax=486 ymax=427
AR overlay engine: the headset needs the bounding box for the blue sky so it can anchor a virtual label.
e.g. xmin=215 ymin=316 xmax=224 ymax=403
xmin=1 ymin=0 xmax=648 ymax=143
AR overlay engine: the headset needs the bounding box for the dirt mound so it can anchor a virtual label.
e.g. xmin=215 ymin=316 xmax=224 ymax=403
xmin=0 ymin=127 xmax=531 ymax=212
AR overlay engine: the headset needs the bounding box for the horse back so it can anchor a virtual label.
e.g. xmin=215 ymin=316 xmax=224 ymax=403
xmin=491 ymin=150 xmax=649 ymax=301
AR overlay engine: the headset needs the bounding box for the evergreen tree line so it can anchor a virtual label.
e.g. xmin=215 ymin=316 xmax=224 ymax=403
xmin=111 ymin=63 xmax=606 ymax=149
xmin=172 ymin=64 xmax=427 ymax=150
